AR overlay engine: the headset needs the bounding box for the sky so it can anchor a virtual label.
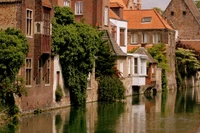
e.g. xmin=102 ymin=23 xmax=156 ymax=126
xmin=142 ymin=0 xmax=171 ymax=10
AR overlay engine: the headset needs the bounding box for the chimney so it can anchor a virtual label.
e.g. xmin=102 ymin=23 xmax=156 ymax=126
xmin=137 ymin=0 xmax=141 ymax=10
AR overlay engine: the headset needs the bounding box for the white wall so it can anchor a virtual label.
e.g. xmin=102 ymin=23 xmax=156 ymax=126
xmin=110 ymin=19 xmax=128 ymax=53
xmin=53 ymin=55 xmax=65 ymax=102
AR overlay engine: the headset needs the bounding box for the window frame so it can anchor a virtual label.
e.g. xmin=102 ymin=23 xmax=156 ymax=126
xmin=75 ymin=1 xmax=83 ymax=15
xmin=134 ymin=58 xmax=138 ymax=74
xmin=104 ymin=6 xmax=109 ymax=26
xmin=140 ymin=59 xmax=146 ymax=75
xmin=131 ymin=33 xmax=138 ymax=44
xmin=36 ymin=59 xmax=42 ymax=85
xmin=141 ymin=17 xmax=152 ymax=23
xmin=26 ymin=9 xmax=33 ymax=37
xmin=45 ymin=59 xmax=50 ymax=85
xmin=25 ymin=58 xmax=32 ymax=87
xmin=142 ymin=33 xmax=148 ymax=43
xmin=120 ymin=28 xmax=125 ymax=46
xmin=64 ymin=0 xmax=70 ymax=7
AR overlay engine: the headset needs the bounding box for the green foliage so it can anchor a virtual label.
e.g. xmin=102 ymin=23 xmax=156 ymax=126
xmin=64 ymin=107 xmax=87 ymax=133
xmin=95 ymin=40 xmax=117 ymax=78
xmin=153 ymin=7 xmax=164 ymax=15
xmin=148 ymin=44 xmax=169 ymax=91
xmin=98 ymin=76 xmax=125 ymax=102
xmin=52 ymin=6 xmax=100 ymax=106
xmin=176 ymin=48 xmax=200 ymax=76
xmin=95 ymin=102 xmax=125 ymax=133
xmin=195 ymin=0 xmax=200 ymax=8
xmin=0 ymin=28 xmax=28 ymax=114
xmin=55 ymin=85 xmax=63 ymax=102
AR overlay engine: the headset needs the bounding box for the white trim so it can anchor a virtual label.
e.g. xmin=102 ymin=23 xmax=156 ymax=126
xmin=75 ymin=1 xmax=83 ymax=15
xmin=26 ymin=9 xmax=33 ymax=37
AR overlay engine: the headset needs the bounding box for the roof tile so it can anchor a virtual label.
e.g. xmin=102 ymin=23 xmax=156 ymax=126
xmin=123 ymin=9 xmax=173 ymax=30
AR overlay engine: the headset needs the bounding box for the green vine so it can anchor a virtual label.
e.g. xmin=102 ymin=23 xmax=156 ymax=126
xmin=52 ymin=6 xmax=101 ymax=106
xmin=0 ymin=28 xmax=28 ymax=115
xmin=148 ymin=44 xmax=169 ymax=91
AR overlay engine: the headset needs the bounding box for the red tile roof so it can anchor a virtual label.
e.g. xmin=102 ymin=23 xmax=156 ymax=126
xmin=42 ymin=0 xmax=52 ymax=8
xmin=123 ymin=9 xmax=174 ymax=30
xmin=110 ymin=0 xmax=128 ymax=9
xmin=180 ymin=40 xmax=200 ymax=52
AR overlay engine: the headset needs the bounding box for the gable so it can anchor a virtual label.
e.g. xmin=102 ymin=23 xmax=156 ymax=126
xmin=163 ymin=0 xmax=200 ymax=39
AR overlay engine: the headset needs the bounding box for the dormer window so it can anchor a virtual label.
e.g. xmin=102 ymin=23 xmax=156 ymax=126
xmin=141 ymin=17 xmax=152 ymax=23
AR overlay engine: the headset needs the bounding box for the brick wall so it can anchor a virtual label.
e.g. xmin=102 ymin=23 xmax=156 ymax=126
xmin=71 ymin=0 xmax=110 ymax=30
xmin=163 ymin=0 xmax=200 ymax=40
xmin=0 ymin=4 xmax=18 ymax=29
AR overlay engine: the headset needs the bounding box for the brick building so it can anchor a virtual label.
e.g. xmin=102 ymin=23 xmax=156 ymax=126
xmin=163 ymin=0 xmax=200 ymax=52
xmin=0 ymin=0 xmax=54 ymax=112
xmin=124 ymin=9 xmax=177 ymax=90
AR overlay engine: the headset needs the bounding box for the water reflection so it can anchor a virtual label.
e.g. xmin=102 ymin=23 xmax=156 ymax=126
xmin=4 ymin=86 xmax=200 ymax=133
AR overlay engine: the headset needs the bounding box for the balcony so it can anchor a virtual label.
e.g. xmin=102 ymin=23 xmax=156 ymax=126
xmin=42 ymin=35 xmax=51 ymax=54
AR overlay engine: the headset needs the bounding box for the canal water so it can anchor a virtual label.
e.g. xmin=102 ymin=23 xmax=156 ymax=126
xmin=2 ymin=87 xmax=200 ymax=133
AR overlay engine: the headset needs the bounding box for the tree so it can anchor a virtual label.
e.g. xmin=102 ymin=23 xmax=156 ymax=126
xmin=0 ymin=28 xmax=28 ymax=111
xmin=195 ymin=0 xmax=200 ymax=9
xmin=148 ymin=44 xmax=169 ymax=91
xmin=52 ymin=6 xmax=101 ymax=106
xmin=153 ymin=7 xmax=164 ymax=15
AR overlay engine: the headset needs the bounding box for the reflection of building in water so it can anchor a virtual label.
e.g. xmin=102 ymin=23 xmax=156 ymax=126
xmin=116 ymin=97 xmax=133 ymax=133
xmin=132 ymin=104 xmax=146 ymax=133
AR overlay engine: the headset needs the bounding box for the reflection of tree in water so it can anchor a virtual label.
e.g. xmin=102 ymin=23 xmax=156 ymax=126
xmin=95 ymin=102 xmax=125 ymax=133
xmin=55 ymin=114 xmax=62 ymax=133
xmin=175 ymin=89 xmax=196 ymax=113
xmin=63 ymin=107 xmax=87 ymax=133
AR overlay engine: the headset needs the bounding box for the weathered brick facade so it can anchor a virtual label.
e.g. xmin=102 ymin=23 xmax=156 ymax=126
xmin=163 ymin=0 xmax=200 ymax=40
xmin=71 ymin=0 xmax=110 ymax=30
xmin=0 ymin=0 xmax=54 ymax=112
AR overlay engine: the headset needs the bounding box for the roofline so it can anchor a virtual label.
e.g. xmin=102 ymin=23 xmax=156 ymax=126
xmin=127 ymin=28 xmax=175 ymax=31
xmin=184 ymin=0 xmax=200 ymax=26
xmin=163 ymin=0 xmax=200 ymax=27
xmin=110 ymin=18 xmax=128 ymax=22
xmin=153 ymin=9 xmax=174 ymax=30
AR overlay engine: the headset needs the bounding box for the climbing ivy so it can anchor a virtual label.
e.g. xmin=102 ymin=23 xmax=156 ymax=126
xmin=0 ymin=28 xmax=28 ymax=114
xmin=148 ymin=44 xmax=169 ymax=91
xmin=52 ymin=6 xmax=101 ymax=106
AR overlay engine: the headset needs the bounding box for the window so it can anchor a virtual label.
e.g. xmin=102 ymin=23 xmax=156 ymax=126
xmin=131 ymin=34 xmax=138 ymax=44
xmin=134 ymin=58 xmax=138 ymax=74
xmin=26 ymin=9 xmax=33 ymax=36
xmin=104 ymin=6 xmax=108 ymax=25
xmin=142 ymin=33 xmax=148 ymax=43
xmin=141 ymin=17 xmax=151 ymax=23
xmin=75 ymin=1 xmax=83 ymax=15
xmin=87 ymin=73 xmax=91 ymax=88
xmin=183 ymin=11 xmax=186 ymax=15
xmin=153 ymin=33 xmax=161 ymax=44
xmin=36 ymin=23 xmax=41 ymax=33
xmin=120 ymin=28 xmax=125 ymax=46
xmin=141 ymin=59 xmax=146 ymax=75
xmin=43 ymin=7 xmax=50 ymax=35
xmin=171 ymin=11 xmax=174 ymax=16
xmin=26 ymin=59 xmax=32 ymax=86
xmin=36 ymin=60 xmax=42 ymax=85
xmin=45 ymin=59 xmax=50 ymax=84
xmin=64 ymin=0 xmax=70 ymax=7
